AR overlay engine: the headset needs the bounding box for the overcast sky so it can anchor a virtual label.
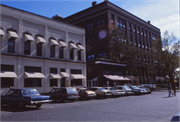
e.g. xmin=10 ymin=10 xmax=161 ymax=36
xmin=1 ymin=0 xmax=180 ymax=40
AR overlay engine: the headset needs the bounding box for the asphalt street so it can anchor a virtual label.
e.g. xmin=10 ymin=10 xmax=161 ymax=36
xmin=1 ymin=91 xmax=179 ymax=122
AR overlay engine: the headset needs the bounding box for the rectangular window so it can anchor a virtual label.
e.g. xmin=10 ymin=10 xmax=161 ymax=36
xmin=71 ymin=69 xmax=82 ymax=74
xmin=50 ymin=79 xmax=58 ymax=87
xmin=97 ymin=15 xmax=104 ymax=26
xmin=37 ymin=43 xmax=42 ymax=56
xmin=129 ymin=22 xmax=131 ymax=31
xmin=133 ymin=25 xmax=136 ymax=33
xmin=50 ymin=46 xmax=55 ymax=57
xmin=78 ymin=50 xmax=81 ymax=60
xmin=87 ymin=34 xmax=94 ymax=43
xmin=61 ymin=78 xmax=66 ymax=87
xmin=141 ymin=28 xmax=144 ymax=36
xmin=86 ymin=19 xmax=93 ymax=29
xmin=137 ymin=27 xmax=140 ymax=34
xmin=145 ymin=30 xmax=147 ymax=37
xmin=24 ymin=78 xmax=41 ymax=87
xmin=111 ymin=14 xmax=114 ymax=24
xmin=1 ymin=78 xmax=14 ymax=88
xmin=60 ymin=68 xmax=65 ymax=72
xmin=50 ymin=68 xmax=57 ymax=73
xmin=118 ymin=18 xmax=126 ymax=29
xmin=24 ymin=41 xmax=30 ymax=55
xmin=59 ymin=47 xmax=64 ymax=58
xmin=8 ymin=39 xmax=15 ymax=53
xmin=70 ymin=49 xmax=74 ymax=60
xmin=1 ymin=64 xmax=14 ymax=71
xmin=24 ymin=66 xmax=41 ymax=72
xmin=71 ymin=79 xmax=82 ymax=86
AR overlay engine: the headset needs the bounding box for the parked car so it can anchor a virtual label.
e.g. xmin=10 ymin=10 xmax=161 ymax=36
xmin=76 ymin=88 xmax=96 ymax=100
xmin=141 ymin=84 xmax=156 ymax=91
xmin=171 ymin=112 xmax=180 ymax=122
xmin=41 ymin=87 xmax=79 ymax=102
xmin=104 ymin=87 xmax=125 ymax=97
xmin=114 ymin=86 xmax=134 ymax=95
xmin=128 ymin=86 xmax=147 ymax=94
xmin=1 ymin=88 xmax=52 ymax=109
xmin=138 ymin=86 xmax=151 ymax=94
xmin=88 ymin=87 xmax=112 ymax=99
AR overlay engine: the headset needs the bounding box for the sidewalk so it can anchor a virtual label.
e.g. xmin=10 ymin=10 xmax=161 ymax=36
xmin=154 ymin=88 xmax=180 ymax=92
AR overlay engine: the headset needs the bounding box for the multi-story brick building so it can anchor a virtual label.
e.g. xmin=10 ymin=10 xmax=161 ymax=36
xmin=63 ymin=0 xmax=161 ymax=87
xmin=0 ymin=4 xmax=86 ymax=94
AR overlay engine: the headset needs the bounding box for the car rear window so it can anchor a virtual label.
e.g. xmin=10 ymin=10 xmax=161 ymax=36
xmin=67 ymin=88 xmax=78 ymax=93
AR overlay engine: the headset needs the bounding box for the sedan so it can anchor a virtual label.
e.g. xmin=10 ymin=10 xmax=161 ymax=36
xmin=104 ymin=87 xmax=125 ymax=97
xmin=76 ymin=88 xmax=96 ymax=100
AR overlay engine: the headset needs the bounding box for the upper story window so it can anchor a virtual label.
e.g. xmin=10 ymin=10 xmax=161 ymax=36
xmin=86 ymin=19 xmax=93 ymax=29
xmin=50 ymin=37 xmax=59 ymax=57
xmin=152 ymin=34 xmax=156 ymax=40
xmin=7 ymin=30 xmax=18 ymax=53
xmin=78 ymin=50 xmax=81 ymax=61
xmin=144 ymin=30 xmax=147 ymax=38
xmin=129 ymin=22 xmax=131 ymax=31
xmin=36 ymin=35 xmax=46 ymax=56
xmin=37 ymin=43 xmax=42 ymax=56
xmin=111 ymin=14 xmax=114 ymax=24
xmin=97 ymin=14 xmax=104 ymax=26
xmin=133 ymin=25 xmax=136 ymax=33
xmin=70 ymin=49 xmax=74 ymax=60
xmin=77 ymin=44 xmax=85 ymax=61
xmin=24 ymin=41 xmax=30 ymax=55
xmin=86 ymin=34 xmax=94 ymax=43
xmin=59 ymin=47 xmax=64 ymax=59
xmin=148 ymin=32 xmax=151 ymax=39
xmin=137 ymin=27 xmax=140 ymax=34
xmin=118 ymin=18 xmax=126 ymax=29
xmin=50 ymin=45 xmax=55 ymax=57
xmin=141 ymin=28 xmax=144 ymax=36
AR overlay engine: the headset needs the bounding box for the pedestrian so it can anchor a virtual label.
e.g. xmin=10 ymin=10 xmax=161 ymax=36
xmin=167 ymin=83 xmax=172 ymax=97
xmin=171 ymin=83 xmax=176 ymax=96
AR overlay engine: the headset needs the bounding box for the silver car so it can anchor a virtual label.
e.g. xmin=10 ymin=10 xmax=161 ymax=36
xmin=104 ymin=87 xmax=125 ymax=97
xmin=114 ymin=86 xmax=134 ymax=95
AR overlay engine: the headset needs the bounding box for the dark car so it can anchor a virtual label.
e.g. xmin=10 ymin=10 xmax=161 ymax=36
xmin=1 ymin=88 xmax=52 ymax=109
xmin=128 ymin=86 xmax=141 ymax=95
xmin=41 ymin=87 xmax=80 ymax=102
xmin=171 ymin=112 xmax=180 ymax=122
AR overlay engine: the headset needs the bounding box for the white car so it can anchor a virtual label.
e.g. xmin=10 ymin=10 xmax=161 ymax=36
xmin=104 ymin=87 xmax=125 ymax=97
xmin=114 ymin=86 xmax=134 ymax=95
xmin=88 ymin=87 xmax=112 ymax=99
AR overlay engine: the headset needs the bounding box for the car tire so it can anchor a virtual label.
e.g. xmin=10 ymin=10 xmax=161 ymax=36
xmin=18 ymin=102 xmax=25 ymax=110
xmin=111 ymin=93 xmax=114 ymax=98
xmin=59 ymin=97 xmax=64 ymax=103
xmin=103 ymin=95 xmax=106 ymax=99
xmin=86 ymin=97 xmax=90 ymax=100
xmin=36 ymin=104 xmax=42 ymax=108
xmin=97 ymin=94 xmax=100 ymax=99
xmin=71 ymin=99 xmax=74 ymax=102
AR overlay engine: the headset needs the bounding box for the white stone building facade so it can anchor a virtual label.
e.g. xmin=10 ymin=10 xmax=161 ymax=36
xmin=0 ymin=5 xmax=86 ymax=94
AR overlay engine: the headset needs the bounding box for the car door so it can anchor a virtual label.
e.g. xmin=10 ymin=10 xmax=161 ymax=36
xmin=4 ymin=90 xmax=23 ymax=105
xmin=48 ymin=89 xmax=56 ymax=99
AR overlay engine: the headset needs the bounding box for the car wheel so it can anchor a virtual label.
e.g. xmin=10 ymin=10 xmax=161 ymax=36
xmin=59 ymin=97 xmax=64 ymax=103
xmin=36 ymin=104 xmax=42 ymax=108
xmin=103 ymin=95 xmax=106 ymax=99
xmin=18 ymin=102 xmax=25 ymax=109
xmin=111 ymin=93 xmax=114 ymax=98
xmin=71 ymin=99 xmax=74 ymax=102
xmin=86 ymin=97 xmax=90 ymax=100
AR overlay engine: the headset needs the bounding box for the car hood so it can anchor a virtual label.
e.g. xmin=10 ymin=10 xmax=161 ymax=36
xmin=86 ymin=91 xmax=95 ymax=94
xmin=101 ymin=90 xmax=111 ymax=93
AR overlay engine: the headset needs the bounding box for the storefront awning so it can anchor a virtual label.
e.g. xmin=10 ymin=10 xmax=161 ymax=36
xmin=8 ymin=31 xmax=18 ymax=39
xmin=77 ymin=45 xmax=85 ymax=50
xmin=71 ymin=74 xmax=86 ymax=79
xmin=51 ymin=39 xmax=59 ymax=46
xmin=37 ymin=36 xmax=46 ymax=44
xmin=59 ymin=41 xmax=67 ymax=47
xmin=70 ymin=43 xmax=77 ymax=49
xmin=25 ymin=34 xmax=34 ymax=42
xmin=60 ymin=72 xmax=70 ymax=78
xmin=50 ymin=73 xmax=61 ymax=79
xmin=0 ymin=71 xmax=17 ymax=78
xmin=0 ymin=29 xmax=5 ymax=36
xmin=104 ymin=75 xmax=130 ymax=81
xmin=88 ymin=76 xmax=99 ymax=81
xmin=25 ymin=72 xmax=45 ymax=79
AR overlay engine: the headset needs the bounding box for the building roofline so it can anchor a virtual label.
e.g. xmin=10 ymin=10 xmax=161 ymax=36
xmin=0 ymin=4 xmax=85 ymax=31
xmin=64 ymin=1 xmax=160 ymax=31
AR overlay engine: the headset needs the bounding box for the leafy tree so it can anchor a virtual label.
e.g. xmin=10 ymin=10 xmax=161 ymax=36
xmin=152 ymin=31 xmax=180 ymax=85
xmin=108 ymin=27 xmax=143 ymax=77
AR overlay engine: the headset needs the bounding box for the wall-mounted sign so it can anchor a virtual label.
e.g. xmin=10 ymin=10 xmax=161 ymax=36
xmin=98 ymin=29 xmax=107 ymax=39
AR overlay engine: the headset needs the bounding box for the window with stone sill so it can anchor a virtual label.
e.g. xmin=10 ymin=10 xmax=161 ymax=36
xmin=37 ymin=43 xmax=42 ymax=56
xmin=8 ymin=38 xmax=15 ymax=53
xmin=50 ymin=45 xmax=55 ymax=57
xmin=24 ymin=41 xmax=31 ymax=55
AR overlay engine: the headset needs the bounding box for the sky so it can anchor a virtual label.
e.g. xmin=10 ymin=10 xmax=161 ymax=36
xmin=1 ymin=0 xmax=180 ymax=40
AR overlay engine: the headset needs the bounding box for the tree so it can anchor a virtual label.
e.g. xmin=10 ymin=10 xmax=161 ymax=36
xmin=108 ymin=27 xmax=143 ymax=77
xmin=152 ymin=31 xmax=180 ymax=85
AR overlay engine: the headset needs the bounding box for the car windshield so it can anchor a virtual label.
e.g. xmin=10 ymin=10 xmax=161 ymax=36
xmin=110 ymin=88 xmax=116 ymax=90
xmin=132 ymin=86 xmax=139 ymax=89
xmin=124 ymin=86 xmax=132 ymax=90
xmin=67 ymin=88 xmax=78 ymax=93
xmin=29 ymin=89 xmax=40 ymax=94
xmin=99 ymin=88 xmax=106 ymax=90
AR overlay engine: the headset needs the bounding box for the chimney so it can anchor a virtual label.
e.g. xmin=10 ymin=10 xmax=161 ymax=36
xmin=148 ymin=21 xmax=150 ymax=24
xmin=92 ymin=1 xmax=97 ymax=7
xmin=52 ymin=14 xmax=64 ymax=21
